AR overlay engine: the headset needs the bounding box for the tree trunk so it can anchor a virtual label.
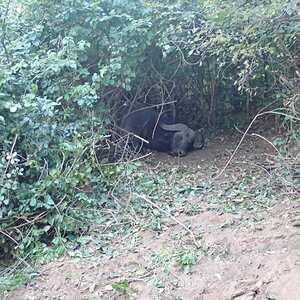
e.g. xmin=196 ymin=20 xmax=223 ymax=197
xmin=198 ymin=66 xmax=205 ymax=112
xmin=210 ymin=57 xmax=217 ymax=127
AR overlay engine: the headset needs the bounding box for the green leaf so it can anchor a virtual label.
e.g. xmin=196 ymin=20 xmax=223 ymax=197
xmin=30 ymin=198 xmax=37 ymax=207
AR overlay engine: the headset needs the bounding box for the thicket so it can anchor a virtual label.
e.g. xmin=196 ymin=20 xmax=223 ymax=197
xmin=0 ymin=0 xmax=299 ymax=260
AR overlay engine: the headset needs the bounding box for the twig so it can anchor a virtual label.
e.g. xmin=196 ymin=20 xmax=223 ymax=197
xmin=250 ymin=133 xmax=281 ymax=155
xmin=101 ymin=152 xmax=152 ymax=166
xmin=127 ymin=271 xmax=154 ymax=281
xmin=0 ymin=251 xmax=34 ymax=278
xmin=38 ymin=159 xmax=49 ymax=181
xmin=52 ymin=194 xmax=67 ymax=215
xmin=5 ymin=211 xmax=48 ymax=231
xmin=214 ymin=106 xmax=299 ymax=180
xmin=12 ymin=253 xmax=34 ymax=270
xmin=5 ymin=193 xmax=67 ymax=230
xmin=4 ymin=135 xmax=18 ymax=174
xmin=0 ymin=229 xmax=18 ymax=245
xmin=213 ymin=112 xmax=262 ymax=180
xmin=133 ymin=193 xmax=200 ymax=248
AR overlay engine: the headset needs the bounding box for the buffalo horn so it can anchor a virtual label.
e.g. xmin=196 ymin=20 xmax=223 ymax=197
xmin=159 ymin=123 xmax=188 ymax=131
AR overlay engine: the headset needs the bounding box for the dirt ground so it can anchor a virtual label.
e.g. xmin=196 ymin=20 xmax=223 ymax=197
xmin=7 ymin=130 xmax=300 ymax=300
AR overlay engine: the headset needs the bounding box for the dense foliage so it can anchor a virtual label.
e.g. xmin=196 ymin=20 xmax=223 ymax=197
xmin=0 ymin=0 xmax=299 ymax=259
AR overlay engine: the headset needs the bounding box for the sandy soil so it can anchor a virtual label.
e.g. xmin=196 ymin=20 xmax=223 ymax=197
xmin=7 ymin=130 xmax=300 ymax=300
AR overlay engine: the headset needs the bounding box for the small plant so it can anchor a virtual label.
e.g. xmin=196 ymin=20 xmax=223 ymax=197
xmin=177 ymin=251 xmax=198 ymax=273
xmin=111 ymin=280 xmax=138 ymax=295
xmin=0 ymin=270 xmax=38 ymax=298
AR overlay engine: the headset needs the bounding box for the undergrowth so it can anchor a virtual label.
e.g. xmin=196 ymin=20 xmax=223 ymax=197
xmin=0 ymin=0 xmax=299 ymax=297
xmin=1 ymin=120 xmax=299 ymax=297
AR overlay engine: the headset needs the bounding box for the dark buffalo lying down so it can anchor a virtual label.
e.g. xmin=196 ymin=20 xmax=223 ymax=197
xmin=118 ymin=102 xmax=204 ymax=157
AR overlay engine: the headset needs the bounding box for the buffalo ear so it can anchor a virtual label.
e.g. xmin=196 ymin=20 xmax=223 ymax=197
xmin=193 ymin=134 xmax=205 ymax=150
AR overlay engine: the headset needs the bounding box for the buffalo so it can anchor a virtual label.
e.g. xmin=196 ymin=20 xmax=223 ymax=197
xmin=118 ymin=101 xmax=204 ymax=157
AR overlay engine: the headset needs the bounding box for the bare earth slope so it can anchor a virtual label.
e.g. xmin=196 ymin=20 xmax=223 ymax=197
xmin=8 ymin=131 xmax=300 ymax=300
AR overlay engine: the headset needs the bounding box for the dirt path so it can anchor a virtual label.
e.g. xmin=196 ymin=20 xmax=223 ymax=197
xmin=7 ymin=131 xmax=300 ymax=300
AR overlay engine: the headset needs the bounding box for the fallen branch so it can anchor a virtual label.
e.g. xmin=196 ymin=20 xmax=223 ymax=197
xmin=133 ymin=193 xmax=200 ymax=248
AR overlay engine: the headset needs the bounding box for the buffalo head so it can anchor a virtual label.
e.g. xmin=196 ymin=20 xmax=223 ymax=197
xmin=159 ymin=123 xmax=204 ymax=157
